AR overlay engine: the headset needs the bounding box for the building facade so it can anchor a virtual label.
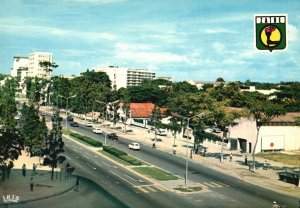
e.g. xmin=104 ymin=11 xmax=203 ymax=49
xmin=28 ymin=52 xmax=53 ymax=78
xmin=91 ymin=66 xmax=156 ymax=90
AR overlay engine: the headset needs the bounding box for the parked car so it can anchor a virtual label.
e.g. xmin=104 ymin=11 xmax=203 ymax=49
xmin=85 ymin=122 xmax=93 ymax=127
xmin=107 ymin=133 xmax=118 ymax=141
xmin=70 ymin=121 xmax=79 ymax=127
xmin=212 ymin=127 xmax=222 ymax=133
xmin=128 ymin=142 xmax=140 ymax=150
xmin=67 ymin=116 xmax=74 ymax=121
xmin=204 ymin=128 xmax=213 ymax=133
xmin=93 ymin=127 xmax=102 ymax=134
xmin=279 ymin=171 xmax=299 ymax=185
xmin=156 ymin=129 xmax=167 ymax=136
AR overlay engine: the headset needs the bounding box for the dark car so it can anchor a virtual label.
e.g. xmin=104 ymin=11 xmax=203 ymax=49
xmin=107 ymin=133 xmax=118 ymax=141
xmin=279 ymin=171 xmax=299 ymax=185
xmin=67 ymin=116 xmax=74 ymax=121
xmin=70 ymin=121 xmax=79 ymax=127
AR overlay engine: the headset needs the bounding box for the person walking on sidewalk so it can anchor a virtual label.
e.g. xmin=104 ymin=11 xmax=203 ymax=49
xmin=22 ymin=164 xmax=26 ymax=177
xmin=30 ymin=177 xmax=34 ymax=191
xmin=263 ymin=160 xmax=268 ymax=170
xmin=74 ymin=176 xmax=79 ymax=192
xmin=244 ymin=155 xmax=248 ymax=165
xmin=229 ymin=153 xmax=233 ymax=162
xmin=32 ymin=163 xmax=37 ymax=174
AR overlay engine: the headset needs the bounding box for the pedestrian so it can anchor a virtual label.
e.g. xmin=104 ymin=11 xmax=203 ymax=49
xmin=74 ymin=176 xmax=79 ymax=192
xmin=263 ymin=160 xmax=268 ymax=170
xmin=229 ymin=153 xmax=233 ymax=162
xmin=22 ymin=164 xmax=26 ymax=177
xmin=173 ymin=146 xmax=176 ymax=155
xmin=7 ymin=162 xmax=13 ymax=179
xmin=30 ymin=177 xmax=34 ymax=191
xmin=32 ymin=163 xmax=37 ymax=174
xmin=204 ymin=148 xmax=207 ymax=157
xmin=244 ymin=155 xmax=248 ymax=165
xmin=272 ymin=201 xmax=279 ymax=208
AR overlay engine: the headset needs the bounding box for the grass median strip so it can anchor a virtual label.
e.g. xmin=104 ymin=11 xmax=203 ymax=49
xmin=132 ymin=167 xmax=178 ymax=181
xmin=174 ymin=186 xmax=203 ymax=192
xmin=257 ymin=152 xmax=300 ymax=166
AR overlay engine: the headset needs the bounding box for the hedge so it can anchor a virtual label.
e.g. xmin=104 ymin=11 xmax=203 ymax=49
xmin=103 ymin=146 xmax=127 ymax=157
xmin=119 ymin=155 xmax=143 ymax=166
xmin=69 ymin=132 xmax=103 ymax=147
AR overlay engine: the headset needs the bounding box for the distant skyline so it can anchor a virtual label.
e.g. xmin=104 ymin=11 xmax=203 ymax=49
xmin=0 ymin=0 xmax=299 ymax=82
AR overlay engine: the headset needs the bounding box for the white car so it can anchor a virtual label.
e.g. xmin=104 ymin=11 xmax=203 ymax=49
xmin=85 ymin=122 xmax=93 ymax=127
xmin=93 ymin=128 xmax=102 ymax=134
xmin=128 ymin=142 xmax=140 ymax=150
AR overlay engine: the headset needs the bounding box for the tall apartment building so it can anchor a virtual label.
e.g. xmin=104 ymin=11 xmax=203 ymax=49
xmin=91 ymin=66 xmax=156 ymax=90
xmin=11 ymin=52 xmax=53 ymax=79
xmin=28 ymin=52 xmax=53 ymax=78
xmin=11 ymin=56 xmax=29 ymax=78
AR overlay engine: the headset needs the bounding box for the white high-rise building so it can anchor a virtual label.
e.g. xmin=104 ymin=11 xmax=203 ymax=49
xmin=11 ymin=56 xmax=29 ymax=78
xmin=91 ymin=66 xmax=156 ymax=90
xmin=11 ymin=52 xmax=53 ymax=79
xmin=28 ymin=52 xmax=53 ymax=78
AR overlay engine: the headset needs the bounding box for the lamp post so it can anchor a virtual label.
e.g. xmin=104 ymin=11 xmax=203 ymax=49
xmin=184 ymin=112 xmax=206 ymax=188
xmin=108 ymin=100 xmax=119 ymax=129
xmin=58 ymin=94 xmax=77 ymax=128
xmin=95 ymin=100 xmax=107 ymax=123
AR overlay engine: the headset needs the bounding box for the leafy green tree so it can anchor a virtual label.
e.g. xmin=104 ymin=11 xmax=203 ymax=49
xmin=39 ymin=61 xmax=59 ymax=74
xmin=0 ymin=78 xmax=24 ymax=181
xmin=172 ymin=81 xmax=198 ymax=94
xmin=43 ymin=110 xmax=65 ymax=180
xmin=274 ymin=82 xmax=300 ymax=112
xmin=0 ymin=73 xmax=7 ymax=81
xmin=120 ymin=102 xmax=130 ymax=133
xmin=246 ymin=100 xmax=286 ymax=172
xmin=19 ymin=103 xmax=47 ymax=156
xmin=216 ymin=77 xmax=225 ymax=82
xmin=149 ymin=105 xmax=163 ymax=147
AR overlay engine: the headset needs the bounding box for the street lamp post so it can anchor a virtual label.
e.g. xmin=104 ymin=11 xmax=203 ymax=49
xmin=58 ymin=95 xmax=77 ymax=128
xmin=184 ymin=112 xmax=206 ymax=188
xmin=95 ymin=100 xmax=107 ymax=123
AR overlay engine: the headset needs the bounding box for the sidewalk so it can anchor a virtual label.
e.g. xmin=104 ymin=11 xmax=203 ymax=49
xmin=0 ymin=152 xmax=76 ymax=206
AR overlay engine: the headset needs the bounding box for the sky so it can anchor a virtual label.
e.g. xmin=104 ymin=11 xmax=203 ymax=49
xmin=0 ymin=0 xmax=299 ymax=83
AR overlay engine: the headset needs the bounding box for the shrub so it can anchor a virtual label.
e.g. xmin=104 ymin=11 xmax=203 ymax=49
xmin=119 ymin=155 xmax=142 ymax=166
xmin=69 ymin=132 xmax=103 ymax=147
xmin=103 ymin=146 xmax=127 ymax=157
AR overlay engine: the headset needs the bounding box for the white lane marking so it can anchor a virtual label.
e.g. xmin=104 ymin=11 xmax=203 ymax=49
xmin=133 ymin=184 xmax=155 ymax=188
xmin=70 ymin=152 xmax=80 ymax=159
xmin=109 ymin=170 xmax=135 ymax=186
xmin=210 ymin=182 xmax=223 ymax=187
xmin=83 ymin=155 xmax=89 ymax=159
xmin=95 ymin=162 xmax=103 ymax=167
xmin=86 ymin=162 xmax=97 ymax=170
xmin=124 ymin=174 xmax=144 ymax=183
xmin=103 ymin=162 xmax=118 ymax=169
xmin=72 ymin=145 xmax=79 ymax=149
xmin=85 ymin=152 xmax=93 ymax=157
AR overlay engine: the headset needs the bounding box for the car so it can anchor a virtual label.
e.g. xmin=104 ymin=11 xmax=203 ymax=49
xmin=212 ymin=127 xmax=222 ymax=133
xmin=107 ymin=133 xmax=118 ymax=141
xmin=41 ymin=112 xmax=47 ymax=116
xmin=67 ymin=116 xmax=74 ymax=121
xmin=156 ymin=129 xmax=167 ymax=136
xmin=70 ymin=121 xmax=79 ymax=127
xmin=204 ymin=128 xmax=213 ymax=133
xmin=279 ymin=171 xmax=299 ymax=185
xmin=85 ymin=122 xmax=93 ymax=127
xmin=128 ymin=142 xmax=140 ymax=150
xmin=93 ymin=127 xmax=102 ymax=134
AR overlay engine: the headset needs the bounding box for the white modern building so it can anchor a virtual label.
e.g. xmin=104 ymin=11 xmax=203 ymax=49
xmin=11 ymin=52 xmax=53 ymax=79
xmin=28 ymin=52 xmax=53 ymax=78
xmin=91 ymin=66 xmax=156 ymax=90
xmin=11 ymin=56 xmax=29 ymax=78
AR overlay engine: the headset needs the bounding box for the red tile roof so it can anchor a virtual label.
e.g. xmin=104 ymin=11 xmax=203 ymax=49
xmin=129 ymin=103 xmax=166 ymax=118
xmin=270 ymin=112 xmax=300 ymax=122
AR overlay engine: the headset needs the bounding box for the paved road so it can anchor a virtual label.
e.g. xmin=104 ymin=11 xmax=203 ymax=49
xmin=66 ymin=122 xmax=299 ymax=208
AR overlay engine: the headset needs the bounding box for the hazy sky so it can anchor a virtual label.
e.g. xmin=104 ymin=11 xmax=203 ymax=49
xmin=0 ymin=0 xmax=299 ymax=82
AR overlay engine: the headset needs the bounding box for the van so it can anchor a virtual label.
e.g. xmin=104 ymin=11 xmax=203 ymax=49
xmin=157 ymin=129 xmax=167 ymax=136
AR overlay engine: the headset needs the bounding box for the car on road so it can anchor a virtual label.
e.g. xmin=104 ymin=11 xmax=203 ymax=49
xmin=85 ymin=122 xmax=93 ymax=127
xmin=70 ymin=121 xmax=79 ymax=127
xmin=279 ymin=171 xmax=299 ymax=185
xmin=212 ymin=127 xmax=222 ymax=133
xmin=156 ymin=129 xmax=167 ymax=136
xmin=128 ymin=142 xmax=140 ymax=150
xmin=67 ymin=116 xmax=74 ymax=121
xmin=93 ymin=127 xmax=102 ymax=134
xmin=107 ymin=133 xmax=118 ymax=141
